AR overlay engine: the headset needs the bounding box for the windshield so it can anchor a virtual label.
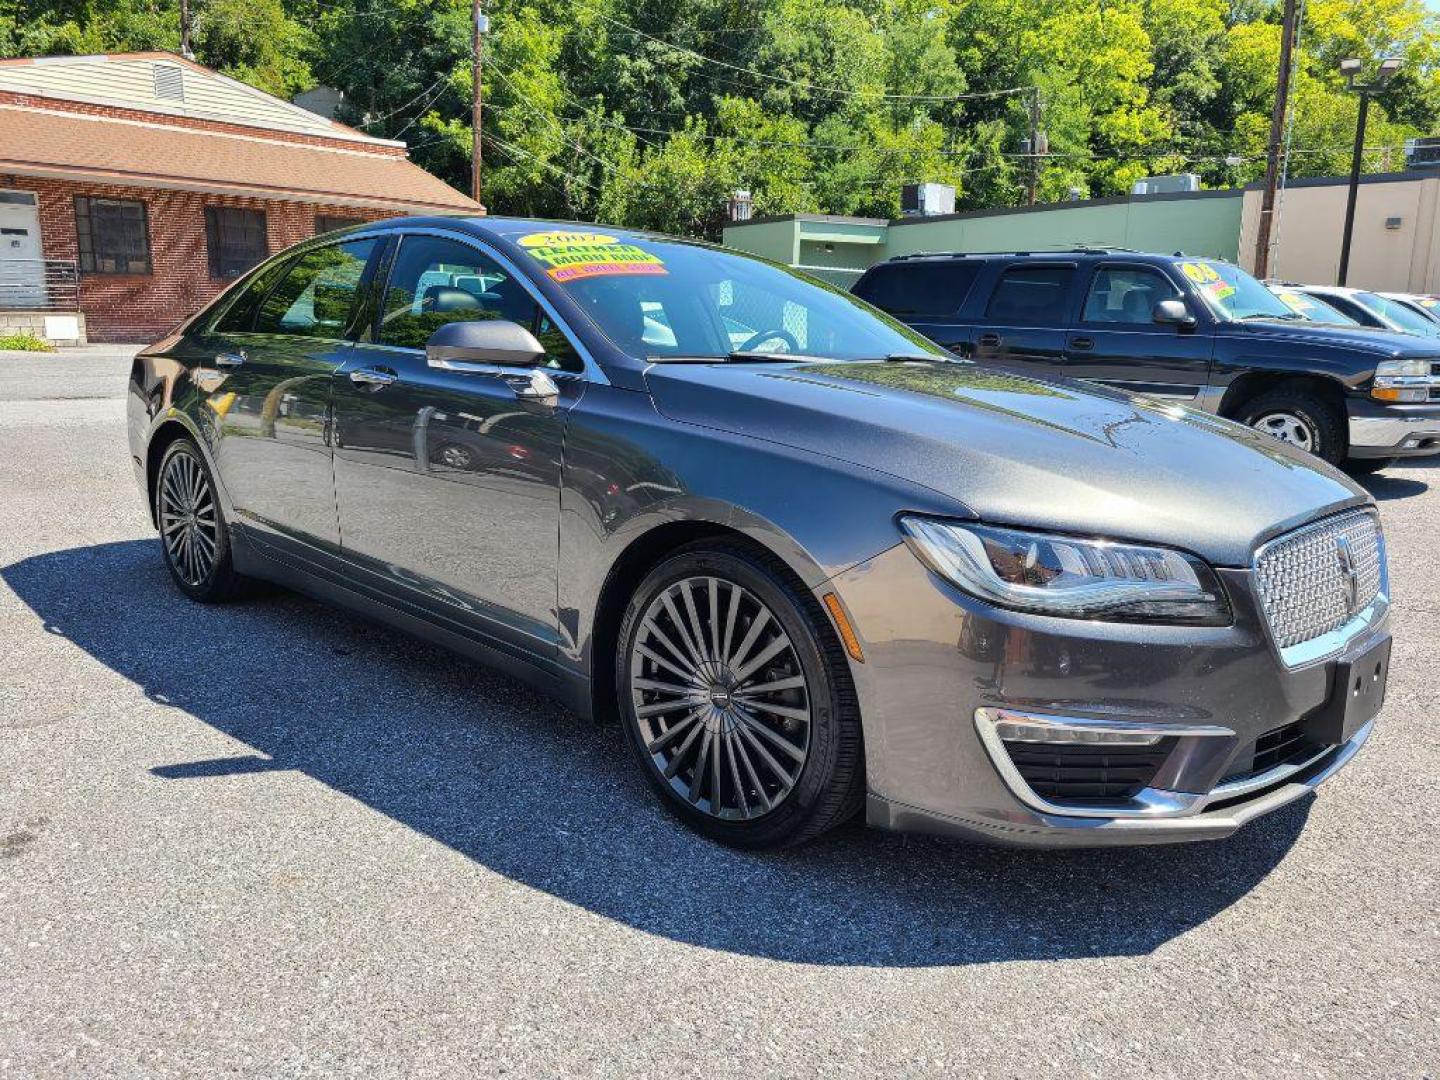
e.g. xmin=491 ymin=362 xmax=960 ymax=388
xmin=1179 ymin=260 xmax=1294 ymax=321
xmin=1388 ymin=295 xmax=1440 ymax=326
xmin=513 ymin=229 xmax=943 ymax=362
xmin=1353 ymin=292 xmax=1440 ymax=336
xmin=1268 ymin=287 xmax=1361 ymax=326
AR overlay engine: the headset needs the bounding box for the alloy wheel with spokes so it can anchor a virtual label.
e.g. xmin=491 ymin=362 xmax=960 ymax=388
xmin=159 ymin=447 xmax=219 ymax=587
xmin=618 ymin=543 xmax=866 ymax=848
xmin=629 ymin=574 xmax=812 ymax=821
xmin=153 ymin=438 xmax=249 ymax=603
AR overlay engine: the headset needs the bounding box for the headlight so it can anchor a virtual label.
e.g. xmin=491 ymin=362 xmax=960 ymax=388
xmin=898 ymin=516 xmax=1231 ymax=625
xmin=1373 ymin=358 xmax=1436 ymax=403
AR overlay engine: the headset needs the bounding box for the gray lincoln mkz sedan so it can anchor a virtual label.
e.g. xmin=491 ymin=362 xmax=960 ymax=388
xmin=127 ymin=217 xmax=1391 ymax=849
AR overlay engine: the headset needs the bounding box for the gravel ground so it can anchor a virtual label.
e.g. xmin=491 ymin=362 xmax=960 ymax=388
xmin=1 ymin=348 xmax=1435 ymax=1078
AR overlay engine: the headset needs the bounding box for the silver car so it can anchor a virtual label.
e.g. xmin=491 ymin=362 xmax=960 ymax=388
xmin=126 ymin=217 xmax=1391 ymax=848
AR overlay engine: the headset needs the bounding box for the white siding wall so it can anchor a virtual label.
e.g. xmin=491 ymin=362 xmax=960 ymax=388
xmin=0 ymin=56 xmax=361 ymax=140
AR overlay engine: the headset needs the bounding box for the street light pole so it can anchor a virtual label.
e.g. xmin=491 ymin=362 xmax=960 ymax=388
xmin=1336 ymin=56 xmax=1401 ymax=287
xmin=1337 ymin=92 xmax=1370 ymax=287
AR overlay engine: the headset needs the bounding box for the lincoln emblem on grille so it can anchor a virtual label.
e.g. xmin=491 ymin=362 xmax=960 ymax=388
xmin=1335 ymin=533 xmax=1360 ymax=614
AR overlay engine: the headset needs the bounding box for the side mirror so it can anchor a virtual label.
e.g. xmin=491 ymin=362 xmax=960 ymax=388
xmin=1153 ymin=299 xmax=1197 ymax=330
xmin=425 ymin=319 xmax=546 ymax=372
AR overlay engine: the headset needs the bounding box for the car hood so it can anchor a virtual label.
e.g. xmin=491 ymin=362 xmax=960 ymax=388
xmin=1222 ymin=318 xmax=1440 ymax=356
xmin=644 ymin=360 xmax=1367 ymax=567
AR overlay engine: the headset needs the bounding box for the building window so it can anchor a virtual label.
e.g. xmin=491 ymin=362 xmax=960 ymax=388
xmin=205 ymin=206 xmax=268 ymax=279
xmin=316 ymin=215 xmax=366 ymax=235
xmin=74 ymin=197 xmax=152 ymax=275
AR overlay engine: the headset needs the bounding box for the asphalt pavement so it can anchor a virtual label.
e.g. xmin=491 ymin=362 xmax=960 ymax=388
xmin=1 ymin=348 xmax=1435 ymax=1077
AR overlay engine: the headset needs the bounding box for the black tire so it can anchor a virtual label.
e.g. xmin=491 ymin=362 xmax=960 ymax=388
xmin=1341 ymin=457 xmax=1398 ymax=478
xmin=1235 ymin=387 xmax=1346 ymax=464
xmin=154 ymin=438 xmax=252 ymax=603
xmin=615 ymin=541 xmax=864 ymax=849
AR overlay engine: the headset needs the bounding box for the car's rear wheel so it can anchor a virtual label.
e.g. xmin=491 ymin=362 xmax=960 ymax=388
xmin=1236 ymin=388 xmax=1345 ymax=464
xmin=155 ymin=438 xmax=250 ymax=602
xmin=615 ymin=543 xmax=864 ymax=848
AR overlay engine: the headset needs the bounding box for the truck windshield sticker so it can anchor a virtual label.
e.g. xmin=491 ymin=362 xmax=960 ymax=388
xmin=519 ymin=231 xmax=668 ymax=283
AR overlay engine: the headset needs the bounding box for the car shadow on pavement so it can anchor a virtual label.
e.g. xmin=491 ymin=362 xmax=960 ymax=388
xmin=3 ymin=540 xmax=1310 ymax=969
xmin=1358 ymin=474 xmax=1429 ymax=501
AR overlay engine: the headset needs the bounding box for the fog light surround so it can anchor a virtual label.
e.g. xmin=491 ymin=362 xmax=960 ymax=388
xmin=975 ymin=707 xmax=1239 ymax=819
xmin=993 ymin=720 xmax=1164 ymax=746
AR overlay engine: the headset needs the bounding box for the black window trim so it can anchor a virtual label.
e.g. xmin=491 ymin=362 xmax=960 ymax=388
xmin=356 ymin=227 xmax=601 ymax=381
xmin=316 ymin=213 xmax=369 ymax=236
xmin=204 ymin=205 xmax=270 ymax=280
xmin=1078 ymin=261 xmax=1191 ymax=331
xmin=983 ymin=260 xmax=1081 ymax=326
xmin=74 ymin=195 xmax=153 ymax=275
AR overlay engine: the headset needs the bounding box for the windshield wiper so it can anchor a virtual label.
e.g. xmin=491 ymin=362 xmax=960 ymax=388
xmin=647 ymin=352 xmax=808 ymax=364
xmin=725 ymin=350 xmax=820 ymax=363
xmin=1237 ymin=312 xmax=1304 ymax=321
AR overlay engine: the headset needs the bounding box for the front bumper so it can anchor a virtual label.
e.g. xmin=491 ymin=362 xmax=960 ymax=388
xmin=826 ymin=543 xmax=1384 ymax=848
xmin=1348 ymin=400 xmax=1440 ymax=459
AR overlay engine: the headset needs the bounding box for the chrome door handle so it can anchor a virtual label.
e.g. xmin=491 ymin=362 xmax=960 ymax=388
xmin=1069 ymin=336 xmax=1095 ymax=351
xmin=350 ymin=367 xmax=398 ymax=389
xmin=214 ymin=351 xmax=247 ymax=368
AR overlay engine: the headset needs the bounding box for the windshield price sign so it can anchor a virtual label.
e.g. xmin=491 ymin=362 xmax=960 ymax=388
xmin=519 ymin=231 xmax=668 ymax=283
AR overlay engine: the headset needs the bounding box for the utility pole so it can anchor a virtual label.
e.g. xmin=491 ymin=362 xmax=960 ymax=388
xmin=1026 ymin=87 xmax=1042 ymax=206
xmin=1252 ymin=0 xmax=1297 ymax=281
xmin=471 ymin=0 xmax=487 ymax=207
xmin=179 ymin=0 xmax=194 ymax=60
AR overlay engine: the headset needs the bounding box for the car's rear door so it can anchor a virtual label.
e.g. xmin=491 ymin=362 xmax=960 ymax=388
xmin=966 ymin=261 xmax=1078 ymax=376
xmin=196 ymin=235 xmax=381 ymax=548
xmin=1063 ymin=262 xmax=1215 ymax=402
xmin=330 ymin=230 xmax=584 ymax=656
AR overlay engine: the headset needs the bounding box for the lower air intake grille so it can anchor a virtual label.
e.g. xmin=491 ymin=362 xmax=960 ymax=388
xmin=1004 ymin=738 xmax=1177 ymax=803
xmin=1222 ymin=721 xmax=1322 ymax=784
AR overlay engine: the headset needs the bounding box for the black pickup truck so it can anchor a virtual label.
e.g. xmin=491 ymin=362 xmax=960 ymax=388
xmin=852 ymin=248 xmax=1440 ymax=471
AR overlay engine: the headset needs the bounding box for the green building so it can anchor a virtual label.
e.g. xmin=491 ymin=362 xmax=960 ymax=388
xmin=722 ymin=189 xmax=1246 ymax=286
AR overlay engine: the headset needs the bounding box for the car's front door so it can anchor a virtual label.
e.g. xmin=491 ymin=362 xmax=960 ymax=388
xmin=197 ymin=236 xmax=380 ymax=547
xmin=968 ymin=262 xmax=1077 ymax=376
xmin=330 ymin=231 xmax=585 ymax=656
xmin=1064 ymin=263 xmax=1214 ymax=402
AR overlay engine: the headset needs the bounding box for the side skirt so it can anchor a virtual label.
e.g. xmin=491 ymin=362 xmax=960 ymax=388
xmin=229 ymin=524 xmax=593 ymax=720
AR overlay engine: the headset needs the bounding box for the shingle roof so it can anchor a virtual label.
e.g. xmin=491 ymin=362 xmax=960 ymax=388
xmin=0 ymin=103 xmax=479 ymax=213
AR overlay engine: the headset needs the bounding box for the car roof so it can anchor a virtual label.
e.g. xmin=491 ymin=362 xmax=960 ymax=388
xmin=882 ymin=246 xmax=1175 ymax=263
xmin=356 ymin=214 xmax=714 ymax=251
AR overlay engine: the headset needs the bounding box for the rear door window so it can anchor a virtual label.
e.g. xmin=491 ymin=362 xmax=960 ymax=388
xmin=853 ymin=261 xmax=982 ymax=317
xmin=985 ymin=265 xmax=1076 ymax=324
xmin=253 ymin=238 xmax=378 ymax=339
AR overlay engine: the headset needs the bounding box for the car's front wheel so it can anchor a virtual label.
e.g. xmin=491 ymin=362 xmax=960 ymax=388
xmin=615 ymin=542 xmax=864 ymax=848
xmin=154 ymin=437 xmax=251 ymax=602
xmin=1236 ymin=387 xmax=1345 ymax=464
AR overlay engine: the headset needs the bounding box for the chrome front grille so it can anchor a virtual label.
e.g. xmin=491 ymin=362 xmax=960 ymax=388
xmin=1254 ymin=510 xmax=1384 ymax=651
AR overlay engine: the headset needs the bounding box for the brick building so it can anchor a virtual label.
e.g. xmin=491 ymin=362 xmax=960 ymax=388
xmin=0 ymin=52 xmax=480 ymax=343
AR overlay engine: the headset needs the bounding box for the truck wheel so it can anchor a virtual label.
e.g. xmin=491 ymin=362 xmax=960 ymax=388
xmin=1236 ymin=389 xmax=1345 ymax=465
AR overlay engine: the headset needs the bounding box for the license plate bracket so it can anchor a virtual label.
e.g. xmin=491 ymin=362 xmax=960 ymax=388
xmin=1306 ymin=634 xmax=1391 ymax=745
